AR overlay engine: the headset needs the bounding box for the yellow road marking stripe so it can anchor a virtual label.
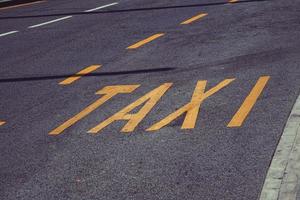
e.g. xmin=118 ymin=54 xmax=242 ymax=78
xmin=127 ymin=33 xmax=164 ymax=49
xmin=88 ymin=83 xmax=172 ymax=134
xmin=228 ymin=0 xmax=239 ymax=3
xmin=59 ymin=65 xmax=101 ymax=85
xmin=0 ymin=121 xmax=6 ymax=126
xmin=49 ymin=85 xmax=139 ymax=135
xmin=0 ymin=0 xmax=46 ymax=11
xmin=180 ymin=13 xmax=208 ymax=25
xmin=228 ymin=76 xmax=270 ymax=127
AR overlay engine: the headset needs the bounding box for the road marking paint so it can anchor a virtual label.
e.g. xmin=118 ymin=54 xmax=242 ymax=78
xmin=180 ymin=13 xmax=208 ymax=25
xmin=259 ymin=91 xmax=300 ymax=200
xmin=0 ymin=0 xmax=45 ymax=10
xmin=0 ymin=121 xmax=6 ymax=126
xmin=28 ymin=16 xmax=72 ymax=28
xmin=49 ymin=85 xmax=139 ymax=135
xmin=0 ymin=30 xmax=18 ymax=37
xmin=89 ymin=83 xmax=172 ymax=134
xmin=228 ymin=0 xmax=239 ymax=3
xmin=59 ymin=65 xmax=101 ymax=85
xmin=147 ymin=79 xmax=235 ymax=131
xmin=127 ymin=33 xmax=165 ymax=49
xmin=228 ymin=76 xmax=270 ymax=127
xmin=84 ymin=2 xmax=118 ymax=12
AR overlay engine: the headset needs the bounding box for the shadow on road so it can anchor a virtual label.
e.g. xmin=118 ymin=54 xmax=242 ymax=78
xmin=0 ymin=67 xmax=175 ymax=83
xmin=0 ymin=0 xmax=268 ymax=20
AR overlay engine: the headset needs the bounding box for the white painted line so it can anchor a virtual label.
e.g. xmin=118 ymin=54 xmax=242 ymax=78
xmin=0 ymin=30 xmax=18 ymax=37
xmin=259 ymin=95 xmax=300 ymax=200
xmin=28 ymin=16 xmax=72 ymax=29
xmin=84 ymin=2 xmax=118 ymax=12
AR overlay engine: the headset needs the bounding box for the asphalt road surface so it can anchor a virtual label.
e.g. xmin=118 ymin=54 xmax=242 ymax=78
xmin=1 ymin=0 xmax=300 ymax=199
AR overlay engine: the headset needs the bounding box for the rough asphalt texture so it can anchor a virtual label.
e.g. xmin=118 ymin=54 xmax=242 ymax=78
xmin=0 ymin=0 xmax=300 ymax=199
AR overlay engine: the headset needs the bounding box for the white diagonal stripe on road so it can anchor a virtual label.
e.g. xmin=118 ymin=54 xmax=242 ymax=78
xmin=0 ymin=30 xmax=18 ymax=37
xmin=28 ymin=16 xmax=72 ymax=29
xmin=84 ymin=2 xmax=118 ymax=12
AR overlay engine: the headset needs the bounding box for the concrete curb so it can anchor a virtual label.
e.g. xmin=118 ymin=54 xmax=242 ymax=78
xmin=260 ymin=95 xmax=300 ymax=200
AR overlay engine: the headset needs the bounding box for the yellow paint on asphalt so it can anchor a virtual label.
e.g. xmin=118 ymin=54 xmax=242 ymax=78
xmin=127 ymin=33 xmax=165 ymax=49
xmin=228 ymin=0 xmax=239 ymax=3
xmin=0 ymin=0 xmax=46 ymax=11
xmin=0 ymin=121 xmax=6 ymax=126
xmin=49 ymin=85 xmax=139 ymax=135
xmin=180 ymin=13 xmax=208 ymax=25
xmin=147 ymin=79 xmax=235 ymax=131
xmin=89 ymin=83 xmax=173 ymax=133
xmin=59 ymin=65 xmax=101 ymax=85
xmin=228 ymin=76 xmax=270 ymax=127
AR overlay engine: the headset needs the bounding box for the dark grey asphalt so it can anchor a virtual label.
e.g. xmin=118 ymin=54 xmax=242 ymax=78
xmin=0 ymin=0 xmax=300 ymax=199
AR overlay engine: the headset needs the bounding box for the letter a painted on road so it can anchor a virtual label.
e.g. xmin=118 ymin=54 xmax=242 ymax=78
xmin=88 ymin=83 xmax=173 ymax=133
xmin=147 ymin=79 xmax=235 ymax=131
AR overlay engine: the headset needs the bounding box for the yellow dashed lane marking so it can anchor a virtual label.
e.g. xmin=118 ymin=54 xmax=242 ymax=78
xmin=228 ymin=76 xmax=270 ymax=127
xmin=228 ymin=0 xmax=239 ymax=3
xmin=127 ymin=33 xmax=165 ymax=49
xmin=0 ymin=0 xmax=46 ymax=11
xmin=59 ymin=65 xmax=101 ymax=85
xmin=180 ymin=13 xmax=208 ymax=25
xmin=0 ymin=121 xmax=6 ymax=126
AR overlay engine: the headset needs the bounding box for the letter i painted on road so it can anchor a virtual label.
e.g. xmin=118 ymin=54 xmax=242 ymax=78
xmin=49 ymin=85 xmax=140 ymax=135
xmin=147 ymin=79 xmax=235 ymax=131
xmin=227 ymin=76 xmax=270 ymax=127
xmin=88 ymin=83 xmax=173 ymax=134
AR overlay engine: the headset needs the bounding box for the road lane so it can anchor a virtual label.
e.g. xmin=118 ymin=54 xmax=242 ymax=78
xmin=0 ymin=0 xmax=300 ymax=199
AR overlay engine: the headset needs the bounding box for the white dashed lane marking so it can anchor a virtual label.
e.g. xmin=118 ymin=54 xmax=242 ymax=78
xmin=0 ymin=30 xmax=18 ymax=37
xmin=26 ymin=2 xmax=118 ymax=29
xmin=84 ymin=2 xmax=118 ymax=12
xmin=28 ymin=16 xmax=72 ymax=28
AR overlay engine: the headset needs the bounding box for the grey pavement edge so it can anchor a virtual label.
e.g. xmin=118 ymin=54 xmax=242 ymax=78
xmin=260 ymin=94 xmax=300 ymax=200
